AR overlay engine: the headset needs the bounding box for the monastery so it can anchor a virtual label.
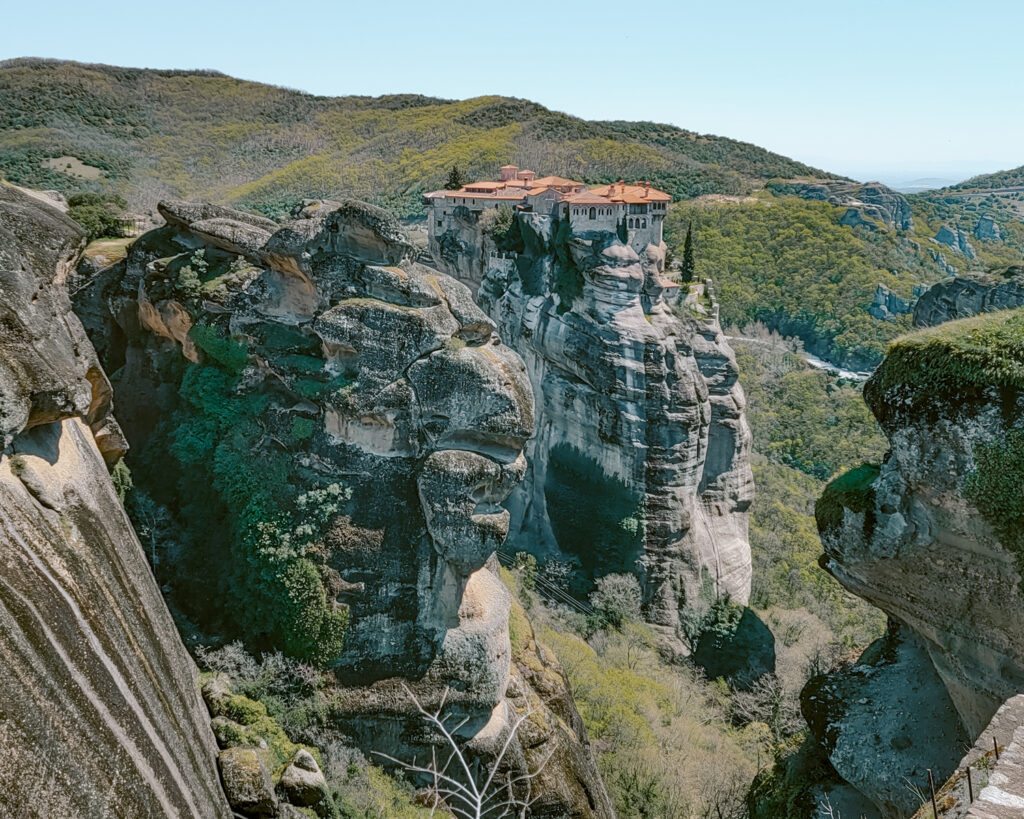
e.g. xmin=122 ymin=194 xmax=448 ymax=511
xmin=426 ymin=165 xmax=671 ymax=252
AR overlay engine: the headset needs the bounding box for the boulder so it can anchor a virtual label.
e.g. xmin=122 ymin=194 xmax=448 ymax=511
xmin=934 ymin=224 xmax=976 ymax=258
xmin=277 ymin=749 xmax=331 ymax=813
xmin=218 ymin=747 xmax=277 ymax=816
xmin=913 ymin=266 xmax=1024 ymax=327
xmin=975 ymin=214 xmax=1002 ymax=241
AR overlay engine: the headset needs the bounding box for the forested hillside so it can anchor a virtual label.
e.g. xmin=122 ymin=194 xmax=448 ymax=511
xmin=0 ymin=58 xmax=835 ymax=217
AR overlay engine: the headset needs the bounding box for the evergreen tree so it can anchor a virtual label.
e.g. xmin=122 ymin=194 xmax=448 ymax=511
xmin=444 ymin=165 xmax=467 ymax=190
xmin=617 ymin=217 xmax=629 ymax=244
xmin=681 ymin=221 xmax=696 ymax=284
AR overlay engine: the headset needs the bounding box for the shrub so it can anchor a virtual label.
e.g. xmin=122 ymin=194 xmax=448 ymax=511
xmin=67 ymin=192 xmax=127 ymax=240
xmin=188 ymin=324 xmax=249 ymax=374
xmin=589 ymin=573 xmax=642 ymax=628
xmin=111 ymin=458 xmax=133 ymax=502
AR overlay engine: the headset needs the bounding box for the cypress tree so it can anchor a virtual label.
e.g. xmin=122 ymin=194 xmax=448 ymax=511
xmin=617 ymin=216 xmax=628 ymax=244
xmin=681 ymin=221 xmax=696 ymax=284
xmin=444 ymin=165 xmax=467 ymax=190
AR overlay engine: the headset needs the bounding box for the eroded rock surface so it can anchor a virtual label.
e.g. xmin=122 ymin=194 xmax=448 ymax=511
xmin=431 ymin=208 xmax=754 ymax=652
xmin=812 ymin=310 xmax=1024 ymax=811
xmin=913 ymin=266 xmax=1024 ymax=327
xmin=79 ymin=198 xmax=613 ymax=817
xmin=0 ymin=185 xmax=230 ymax=816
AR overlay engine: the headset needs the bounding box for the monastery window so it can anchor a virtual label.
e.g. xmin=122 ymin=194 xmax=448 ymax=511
xmin=437 ymin=220 xmax=442 ymax=227
xmin=589 ymin=207 xmax=596 ymax=220
xmin=628 ymin=218 xmax=634 ymax=228
xmin=642 ymin=219 xmax=647 ymax=228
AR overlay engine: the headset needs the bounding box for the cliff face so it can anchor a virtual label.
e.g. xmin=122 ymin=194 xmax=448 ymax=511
xmin=79 ymin=198 xmax=613 ymax=817
xmin=0 ymin=185 xmax=230 ymax=816
xmin=812 ymin=309 xmax=1024 ymax=811
xmin=913 ymin=266 xmax=1024 ymax=327
xmin=431 ymin=210 xmax=754 ymax=650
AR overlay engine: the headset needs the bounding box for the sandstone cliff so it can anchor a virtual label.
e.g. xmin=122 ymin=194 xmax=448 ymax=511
xmin=0 ymin=185 xmax=231 ymax=816
xmin=430 ymin=208 xmax=754 ymax=652
xmin=811 ymin=308 xmax=1024 ymax=813
xmin=79 ymin=198 xmax=614 ymax=817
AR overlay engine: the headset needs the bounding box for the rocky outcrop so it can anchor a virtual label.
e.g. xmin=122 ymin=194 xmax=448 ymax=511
xmin=976 ymin=214 xmax=1003 ymax=242
xmin=78 ymin=198 xmax=613 ymax=817
xmin=771 ymin=179 xmax=914 ymax=231
xmin=431 ymin=209 xmax=754 ymax=652
xmin=868 ymin=282 xmax=916 ymax=321
xmin=935 ymin=225 xmax=977 ymax=259
xmin=0 ymin=185 xmax=230 ymax=816
xmin=802 ymin=621 xmax=968 ymax=817
xmin=913 ymin=267 xmax=1024 ymax=327
xmin=812 ymin=309 xmax=1024 ymax=811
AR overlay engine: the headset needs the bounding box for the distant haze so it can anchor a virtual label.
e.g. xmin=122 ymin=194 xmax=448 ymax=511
xmin=3 ymin=0 xmax=1022 ymax=179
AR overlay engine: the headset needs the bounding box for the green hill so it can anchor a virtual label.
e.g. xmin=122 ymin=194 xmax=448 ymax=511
xmin=0 ymin=57 xmax=836 ymax=218
xmin=943 ymin=164 xmax=1024 ymax=192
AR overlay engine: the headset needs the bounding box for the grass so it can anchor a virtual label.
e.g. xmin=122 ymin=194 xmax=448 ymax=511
xmin=865 ymin=308 xmax=1024 ymax=418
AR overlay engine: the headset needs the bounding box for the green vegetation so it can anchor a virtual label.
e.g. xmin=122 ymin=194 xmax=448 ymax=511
xmin=543 ymin=444 xmax=644 ymax=590
xmin=502 ymin=568 xmax=768 ymax=819
xmin=66 ymin=191 xmax=126 ymax=240
xmin=734 ymin=331 xmax=887 ymax=480
xmin=680 ymin=220 xmax=695 ymax=283
xmin=111 ymin=458 xmax=133 ymax=502
xmin=197 ymin=642 xmax=437 ymax=818
xmin=443 ymin=165 xmax=466 ymax=191
xmin=135 ymin=346 xmax=349 ymax=666
xmin=815 ymin=463 xmax=880 ymax=537
xmin=667 ymin=197 xmax=942 ymax=367
xmin=867 ymin=308 xmax=1024 ymax=408
xmin=0 ymin=59 xmax=836 ymax=217
xmin=966 ymin=430 xmax=1024 ymax=567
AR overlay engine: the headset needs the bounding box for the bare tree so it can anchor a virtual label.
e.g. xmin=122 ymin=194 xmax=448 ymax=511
xmin=376 ymin=685 xmax=552 ymax=819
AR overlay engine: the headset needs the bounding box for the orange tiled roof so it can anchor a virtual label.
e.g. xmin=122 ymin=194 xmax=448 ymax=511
xmin=529 ymin=175 xmax=585 ymax=188
xmin=581 ymin=183 xmax=672 ymax=203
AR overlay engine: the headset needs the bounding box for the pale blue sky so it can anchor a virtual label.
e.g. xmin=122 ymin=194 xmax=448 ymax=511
xmin=4 ymin=0 xmax=1022 ymax=183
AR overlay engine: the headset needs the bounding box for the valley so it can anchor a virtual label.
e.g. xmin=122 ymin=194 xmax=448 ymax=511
xmin=3 ymin=53 xmax=1024 ymax=819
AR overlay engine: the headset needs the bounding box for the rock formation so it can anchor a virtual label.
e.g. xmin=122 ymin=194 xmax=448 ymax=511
xmin=771 ymin=179 xmax=914 ymax=231
xmin=976 ymin=214 xmax=1003 ymax=242
xmin=78 ymin=198 xmax=614 ymax=817
xmin=429 ymin=206 xmax=754 ymax=652
xmin=913 ymin=266 xmax=1024 ymax=327
xmin=812 ymin=308 xmax=1024 ymax=811
xmin=935 ymin=224 xmax=977 ymax=259
xmin=0 ymin=184 xmax=230 ymax=816
xmin=868 ymin=282 xmax=916 ymax=321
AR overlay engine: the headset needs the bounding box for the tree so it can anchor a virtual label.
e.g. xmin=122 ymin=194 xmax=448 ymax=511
xmin=376 ymin=685 xmax=551 ymax=818
xmin=616 ymin=217 xmax=628 ymax=244
xmin=681 ymin=221 xmax=696 ymax=284
xmin=445 ymin=165 xmax=467 ymax=191
xmin=67 ymin=192 xmax=127 ymax=241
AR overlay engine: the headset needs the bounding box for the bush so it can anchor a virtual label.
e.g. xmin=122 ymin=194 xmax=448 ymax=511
xmin=188 ymin=324 xmax=249 ymax=374
xmin=67 ymin=192 xmax=127 ymax=240
xmin=589 ymin=573 xmax=642 ymax=628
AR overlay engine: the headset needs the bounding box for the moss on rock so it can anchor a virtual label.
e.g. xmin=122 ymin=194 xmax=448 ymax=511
xmin=815 ymin=463 xmax=880 ymax=537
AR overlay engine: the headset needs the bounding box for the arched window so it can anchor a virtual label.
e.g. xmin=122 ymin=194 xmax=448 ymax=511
xmin=628 ymin=218 xmax=634 ymax=228
xmin=642 ymin=218 xmax=647 ymax=228
xmin=589 ymin=207 xmax=596 ymax=219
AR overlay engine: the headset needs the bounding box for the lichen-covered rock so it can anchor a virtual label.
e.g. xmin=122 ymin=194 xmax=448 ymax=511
xmin=0 ymin=185 xmax=230 ymax=817
xmin=430 ymin=208 xmax=754 ymax=652
xmin=218 ymin=747 xmax=278 ymax=816
xmin=802 ymin=622 xmax=968 ymax=816
xmin=277 ymin=749 xmax=330 ymax=813
xmin=79 ymin=198 xmax=613 ymax=817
